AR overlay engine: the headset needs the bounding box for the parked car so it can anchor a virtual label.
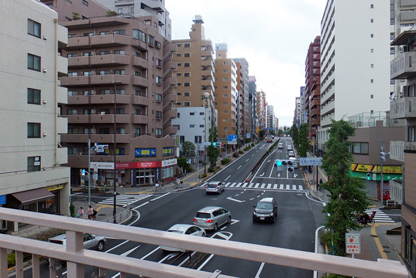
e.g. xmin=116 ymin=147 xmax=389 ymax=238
xmin=253 ymin=197 xmax=278 ymax=223
xmin=193 ymin=206 xmax=232 ymax=231
xmin=160 ymin=224 xmax=206 ymax=252
xmin=205 ymin=181 xmax=225 ymax=194
xmin=49 ymin=233 xmax=106 ymax=251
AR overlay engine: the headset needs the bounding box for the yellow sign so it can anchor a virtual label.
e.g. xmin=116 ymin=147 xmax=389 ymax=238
xmin=354 ymin=164 xmax=373 ymax=172
xmin=373 ymin=166 xmax=402 ymax=174
xmin=47 ymin=184 xmax=64 ymax=191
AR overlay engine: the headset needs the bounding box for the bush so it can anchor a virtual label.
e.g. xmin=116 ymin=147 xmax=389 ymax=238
xmin=70 ymin=202 xmax=75 ymax=217
xmin=251 ymin=143 xmax=255 ymax=147
xmin=208 ymin=167 xmax=215 ymax=172
xmin=221 ymin=158 xmax=231 ymax=165
xmin=201 ymin=173 xmax=207 ymax=178
xmin=8 ymin=252 xmax=32 ymax=268
xmin=239 ymin=150 xmax=243 ymax=154
xmin=233 ymin=152 xmax=239 ymax=158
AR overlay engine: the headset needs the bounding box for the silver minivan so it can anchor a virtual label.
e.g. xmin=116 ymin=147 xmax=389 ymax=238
xmin=205 ymin=181 xmax=225 ymax=194
xmin=193 ymin=206 xmax=232 ymax=231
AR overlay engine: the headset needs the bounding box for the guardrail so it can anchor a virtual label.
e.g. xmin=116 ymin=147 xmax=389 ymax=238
xmin=0 ymin=207 xmax=408 ymax=278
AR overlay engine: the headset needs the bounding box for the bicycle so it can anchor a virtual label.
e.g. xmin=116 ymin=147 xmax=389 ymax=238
xmin=153 ymin=183 xmax=166 ymax=192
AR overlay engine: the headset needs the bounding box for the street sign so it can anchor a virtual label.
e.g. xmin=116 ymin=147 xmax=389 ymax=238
xmin=299 ymin=157 xmax=323 ymax=166
xmin=345 ymin=233 xmax=361 ymax=254
xmin=228 ymin=135 xmax=237 ymax=145
xmin=203 ymin=142 xmax=212 ymax=146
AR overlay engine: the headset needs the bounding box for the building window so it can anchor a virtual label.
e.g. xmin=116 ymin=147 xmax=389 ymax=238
xmin=223 ymin=78 xmax=228 ymax=81
xmin=200 ymin=112 xmax=204 ymax=115
xmin=408 ymin=126 xmax=416 ymax=142
xmin=28 ymin=122 xmax=41 ymax=138
xmin=371 ymin=64 xmax=374 ymax=68
xmin=116 ymin=128 xmax=126 ymax=134
xmin=195 ymin=136 xmax=202 ymax=144
xmin=184 ymin=72 xmax=191 ymax=77
xmin=190 ymin=112 xmax=195 ymax=116
xmin=67 ymin=109 xmax=77 ymax=115
xmin=223 ymin=94 xmax=228 ymax=97
xmin=180 ymin=136 xmax=185 ymax=143
xmin=223 ymin=102 xmax=228 ymax=105
xmin=27 ymin=88 xmax=41 ymax=104
xmin=223 ymin=70 xmax=228 ymax=73
xmin=28 ymin=19 xmax=41 ymax=38
xmin=156 ymin=111 xmax=162 ymax=119
xmin=390 ymin=33 xmax=395 ymax=40
xmin=177 ymin=83 xmax=182 ymax=86
xmin=156 ymin=128 xmax=162 ymax=136
xmin=223 ymin=61 xmax=228 ymax=65
xmin=184 ymin=102 xmax=190 ymax=106
xmin=99 ymin=70 xmax=110 ymax=75
xmin=27 ymin=156 xmax=41 ymax=172
xmin=184 ymin=82 xmax=190 ymax=87
xmin=133 ymin=29 xmax=146 ymax=42
xmin=178 ymin=63 xmax=182 ymax=67
xmin=114 ymin=69 xmax=125 ymax=75
xmin=223 ymin=110 xmax=228 ymax=114
xmin=156 ymin=76 xmax=162 ymax=84
xmin=390 ymin=48 xmax=395 ymax=55
xmin=184 ymin=63 xmax=191 ymax=67
xmin=27 ymin=54 xmax=41 ymax=71
xmin=99 ymin=89 xmax=111 ymax=95
xmin=184 ymin=92 xmax=191 ymax=96
xmin=177 ymin=43 xmax=181 ymax=47
xmin=148 ymin=35 xmax=155 ymax=45
xmin=370 ymin=4 xmax=374 ymax=8
xmin=82 ymin=0 xmax=88 ymax=6
xmin=156 ymin=94 xmax=162 ymax=101
xmin=190 ymin=124 xmax=195 ymax=128
xmin=184 ymin=43 xmax=191 ymax=47
xmin=371 ymin=79 xmax=374 ymax=83
xmin=200 ymin=124 xmax=204 ymax=128
xmin=351 ymin=142 xmax=369 ymax=154
xmin=371 ymin=34 xmax=374 ymax=38
xmin=184 ymin=53 xmax=191 ymax=57
xmin=371 ymin=94 xmax=374 ymax=99
xmin=371 ymin=49 xmax=374 ymax=53
xmin=134 ymin=128 xmax=140 ymax=137
xmin=177 ymin=73 xmax=182 ymax=76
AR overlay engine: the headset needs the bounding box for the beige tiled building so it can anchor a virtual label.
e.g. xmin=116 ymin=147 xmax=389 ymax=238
xmin=59 ymin=15 xmax=178 ymax=187
xmin=0 ymin=0 xmax=70 ymax=229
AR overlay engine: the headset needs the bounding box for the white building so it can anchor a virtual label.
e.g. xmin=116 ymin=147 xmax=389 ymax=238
xmin=318 ymin=0 xmax=390 ymax=150
xmin=0 ymin=0 xmax=70 ymax=229
xmin=96 ymin=0 xmax=172 ymax=40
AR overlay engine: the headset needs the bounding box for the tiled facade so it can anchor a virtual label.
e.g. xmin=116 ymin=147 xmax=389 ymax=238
xmin=59 ymin=15 xmax=178 ymax=187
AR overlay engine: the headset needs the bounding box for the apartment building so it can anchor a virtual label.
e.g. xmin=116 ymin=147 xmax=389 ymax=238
xmin=256 ymin=90 xmax=266 ymax=131
xmin=318 ymin=0 xmax=390 ymax=151
xmin=214 ymin=43 xmax=238 ymax=143
xmin=0 ymin=0 xmax=70 ymax=228
xmin=233 ymin=58 xmax=250 ymax=143
xmin=59 ymin=15 xmax=178 ymax=187
xmin=249 ymin=76 xmax=258 ymax=138
xmin=40 ymin=0 xmax=109 ymax=22
xmin=96 ymin=0 xmax=171 ymax=40
xmin=171 ymin=16 xmax=217 ymax=150
xmin=267 ymin=104 xmax=275 ymax=131
xmin=305 ymin=36 xmax=321 ymax=146
xmin=390 ymin=28 xmax=416 ymax=275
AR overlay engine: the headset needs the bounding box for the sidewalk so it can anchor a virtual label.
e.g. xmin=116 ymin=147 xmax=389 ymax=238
xmin=303 ymin=166 xmax=406 ymax=268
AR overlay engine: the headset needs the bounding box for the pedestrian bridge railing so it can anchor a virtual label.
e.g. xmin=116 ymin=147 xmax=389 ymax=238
xmin=0 ymin=207 xmax=408 ymax=278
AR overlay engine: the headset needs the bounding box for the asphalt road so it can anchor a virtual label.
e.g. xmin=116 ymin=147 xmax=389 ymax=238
xmin=19 ymin=138 xmax=326 ymax=277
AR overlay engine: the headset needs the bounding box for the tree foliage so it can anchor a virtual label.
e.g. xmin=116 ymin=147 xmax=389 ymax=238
xmin=321 ymin=119 xmax=370 ymax=256
xmin=207 ymin=127 xmax=219 ymax=168
xmin=291 ymin=124 xmax=299 ymax=149
xmin=298 ymin=123 xmax=309 ymax=157
xmin=182 ymin=141 xmax=195 ymax=158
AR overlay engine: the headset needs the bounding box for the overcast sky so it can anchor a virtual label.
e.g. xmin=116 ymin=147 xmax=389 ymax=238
xmin=165 ymin=0 xmax=327 ymax=127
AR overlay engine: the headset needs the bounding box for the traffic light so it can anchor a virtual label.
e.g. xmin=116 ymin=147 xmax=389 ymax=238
xmin=276 ymin=160 xmax=282 ymax=166
xmin=380 ymin=151 xmax=387 ymax=161
xmin=212 ymin=142 xmax=216 ymax=147
xmin=366 ymin=172 xmax=371 ymax=180
xmin=287 ymin=160 xmax=294 ymax=172
xmin=276 ymin=160 xmax=294 ymax=172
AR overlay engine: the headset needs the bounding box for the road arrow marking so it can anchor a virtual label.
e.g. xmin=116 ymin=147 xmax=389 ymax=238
xmin=227 ymin=197 xmax=245 ymax=203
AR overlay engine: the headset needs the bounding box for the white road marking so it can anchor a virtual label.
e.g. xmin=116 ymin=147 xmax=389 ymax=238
xmin=120 ymin=245 xmax=141 ymax=257
xmin=237 ymin=165 xmax=242 ymax=169
xmin=235 ymin=182 xmax=242 ymax=187
xmin=140 ymin=247 xmax=161 ymax=260
xmin=227 ymin=197 xmax=245 ymax=203
xmin=150 ymin=192 xmax=170 ymax=202
xmin=225 ymin=175 xmax=231 ymax=181
xmin=260 ymin=183 xmax=266 ymax=188
xmin=255 ymin=262 xmax=266 ymax=278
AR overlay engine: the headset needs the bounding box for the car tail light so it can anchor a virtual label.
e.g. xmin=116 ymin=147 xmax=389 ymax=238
xmin=206 ymin=219 xmax=213 ymax=223
xmin=193 ymin=218 xmax=197 ymax=222
xmin=216 ymin=185 xmax=219 ymax=189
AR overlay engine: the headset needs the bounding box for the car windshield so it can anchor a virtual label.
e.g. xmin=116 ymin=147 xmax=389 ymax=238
xmin=196 ymin=212 xmax=211 ymax=218
xmin=256 ymin=202 xmax=273 ymax=210
xmin=208 ymin=184 xmax=218 ymax=188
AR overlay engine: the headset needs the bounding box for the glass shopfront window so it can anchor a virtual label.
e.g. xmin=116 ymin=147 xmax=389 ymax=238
xmin=162 ymin=166 xmax=174 ymax=180
xmin=136 ymin=168 xmax=155 ymax=185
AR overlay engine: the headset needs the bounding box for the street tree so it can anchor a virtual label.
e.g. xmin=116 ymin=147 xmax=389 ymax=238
xmin=298 ymin=123 xmax=309 ymax=157
xmin=291 ymin=124 xmax=299 ymax=149
xmin=182 ymin=141 xmax=195 ymax=159
xmin=207 ymin=127 xmax=219 ymax=169
xmin=321 ymin=119 xmax=370 ymax=256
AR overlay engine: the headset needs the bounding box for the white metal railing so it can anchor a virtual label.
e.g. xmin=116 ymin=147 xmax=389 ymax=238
xmin=0 ymin=207 xmax=408 ymax=278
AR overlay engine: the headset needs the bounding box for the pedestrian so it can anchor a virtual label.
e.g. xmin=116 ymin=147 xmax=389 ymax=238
xmin=87 ymin=205 xmax=93 ymax=220
xmin=77 ymin=207 xmax=84 ymax=218
xmin=318 ymin=179 xmax=323 ymax=191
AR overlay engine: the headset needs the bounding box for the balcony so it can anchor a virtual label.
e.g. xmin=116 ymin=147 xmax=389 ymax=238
xmin=163 ymin=60 xmax=177 ymax=71
xmin=163 ymin=125 xmax=177 ymax=136
xmin=201 ymin=59 xmax=214 ymax=68
xmin=131 ymin=76 xmax=149 ymax=87
xmin=57 ymin=86 xmax=67 ymax=105
xmin=89 ymin=94 xmax=131 ymax=105
xmin=163 ymin=77 xmax=177 ymax=89
xmin=163 ymin=93 xmax=178 ymax=105
xmin=131 ymin=95 xmax=149 ymax=105
xmin=391 ymin=51 xmax=416 ymax=79
xmin=61 ymin=133 xmax=90 ymax=143
xmin=68 ymin=56 xmax=90 ymax=67
xmin=59 ymin=76 xmax=90 ymax=86
xmin=131 ymin=39 xmax=147 ymax=51
xmin=89 ymin=114 xmax=130 ymax=124
xmin=390 ymin=96 xmax=416 ymax=119
xmin=163 ymin=42 xmax=178 ymax=55
xmin=90 ymin=34 xmax=130 ymax=47
xmin=67 ymin=36 xmax=90 ymax=49
xmin=131 ymin=56 xmax=149 ymax=69
xmin=132 ymin=115 xmax=148 ymax=124
xmin=163 ymin=109 xmax=177 ymax=123
xmin=67 ymin=114 xmax=90 ymax=124
xmin=201 ymin=79 xmax=214 ymax=88
xmin=90 ymin=74 xmax=130 ymax=85
xmin=90 ymin=54 xmax=130 ymax=66
xmin=390 ymin=140 xmax=405 ymax=162
xmin=68 ymin=95 xmax=90 ymax=105
xmin=311 ymin=99 xmax=320 ymax=108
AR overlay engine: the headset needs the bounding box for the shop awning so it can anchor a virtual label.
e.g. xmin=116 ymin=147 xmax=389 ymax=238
xmin=12 ymin=188 xmax=54 ymax=204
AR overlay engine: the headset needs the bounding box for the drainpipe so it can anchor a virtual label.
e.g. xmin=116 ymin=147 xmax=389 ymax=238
xmin=54 ymin=18 xmax=58 ymax=166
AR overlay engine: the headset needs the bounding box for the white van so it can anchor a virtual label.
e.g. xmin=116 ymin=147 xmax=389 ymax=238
xmin=278 ymin=143 xmax=283 ymax=149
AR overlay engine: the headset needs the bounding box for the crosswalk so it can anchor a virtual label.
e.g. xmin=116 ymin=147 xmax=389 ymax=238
xmin=200 ymin=182 xmax=304 ymax=191
xmin=365 ymin=208 xmax=394 ymax=223
xmin=99 ymin=194 xmax=150 ymax=207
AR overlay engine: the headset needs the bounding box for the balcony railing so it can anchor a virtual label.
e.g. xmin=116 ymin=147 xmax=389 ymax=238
xmin=391 ymin=51 xmax=416 ymax=80
xmin=0 ymin=208 xmax=407 ymax=278
xmin=390 ymin=96 xmax=416 ymax=119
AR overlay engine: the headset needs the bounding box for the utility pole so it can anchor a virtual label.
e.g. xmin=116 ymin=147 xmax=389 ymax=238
xmin=380 ymin=138 xmax=386 ymax=207
xmin=88 ymin=139 xmax=91 ymax=204
xmin=197 ymin=141 xmax=200 ymax=182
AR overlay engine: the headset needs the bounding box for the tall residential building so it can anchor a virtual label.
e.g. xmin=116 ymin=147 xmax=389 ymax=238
xmin=0 ymin=0 xmax=70 ymax=229
xmin=214 ymin=43 xmax=238 ymax=142
xmin=294 ymin=97 xmax=301 ymax=128
xmin=318 ymin=0 xmax=390 ymax=151
xmin=249 ymin=76 xmax=258 ymax=138
xmin=233 ymin=58 xmax=250 ymax=142
xmin=59 ymin=14 xmax=178 ymax=187
xmin=390 ymin=18 xmax=416 ymax=275
xmin=256 ymin=90 xmax=266 ymax=131
xmin=305 ymin=36 xmax=321 ymax=144
xmin=40 ymin=0 xmax=109 ymax=22
xmin=267 ymin=104 xmax=274 ymax=131
xmin=95 ymin=0 xmax=172 ymax=40
xmin=171 ymin=16 xmax=217 ymax=150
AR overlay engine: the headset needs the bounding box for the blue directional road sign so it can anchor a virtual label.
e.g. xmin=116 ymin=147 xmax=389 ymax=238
xmin=228 ymin=135 xmax=237 ymax=145
xmin=300 ymin=157 xmax=323 ymax=166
